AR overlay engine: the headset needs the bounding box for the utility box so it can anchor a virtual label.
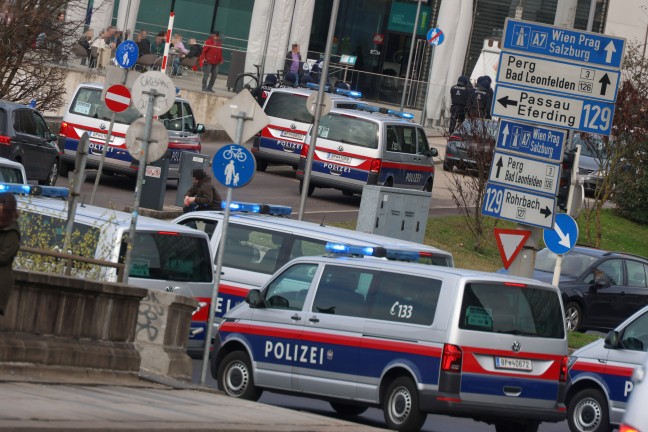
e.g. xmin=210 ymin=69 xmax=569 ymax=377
xmin=356 ymin=186 xmax=431 ymax=243
xmin=227 ymin=51 xmax=246 ymax=92
xmin=175 ymin=152 xmax=212 ymax=207
xmin=141 ymin=155 xmax=170 ymax=211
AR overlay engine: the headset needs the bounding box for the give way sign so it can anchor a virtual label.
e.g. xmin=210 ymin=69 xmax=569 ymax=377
xmin=105 ymin=84 xmax=132 ymax=113
xmin=494 ymin=228 xmax=531 ymax=269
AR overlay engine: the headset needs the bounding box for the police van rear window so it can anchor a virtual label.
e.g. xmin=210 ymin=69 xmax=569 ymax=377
xmin=71 ymin=87 xmax=140 ymax=124
xmin=459 ymin=282 xmax=564 ymax=339
xmin=317 ymin=114 xmax=378 ymax=149
xmin=264 ymin=93 xmax=314 ymax=124
xmin=0 ymin=165 xmax=24 ymax=183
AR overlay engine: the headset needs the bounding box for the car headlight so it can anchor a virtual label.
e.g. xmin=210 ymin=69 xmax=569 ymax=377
xmin=632 ymin=364 xmax=645 ymax=384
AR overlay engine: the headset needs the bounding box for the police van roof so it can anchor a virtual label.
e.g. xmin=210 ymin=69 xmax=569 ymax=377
xmin=18 ymin=195 xmax=204 ymax=236
xmin=328 ymin=107 xmax=420 ymax=125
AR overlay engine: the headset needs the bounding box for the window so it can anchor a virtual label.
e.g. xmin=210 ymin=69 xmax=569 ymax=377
xmin=367 ymin=272 xmax=440 ymax=325
xmin=14 ymin=110 xmax=36 ymax=135
xmin=177 ymin=218 xmax=218 ymax=239
xmin=182 ymin=102 xmax=196 ymax=131
xmin=584 ymin=259 xmax=623 ymax=285
xmin=394 ymin=126 xmax=416 ymax=154
xmin=620 ymin=311 xmax=648 ymax=352
xmin=159 ymin=102 xmax=184 ymax=131
xmin=264 ymin=263 xmax=316 ymax=310
xmin=70 ymin=87 xmax=140 ymax=124
xmin=0 ymin=165 xmax=23 ymax=183
xmin=264 ymin=93 xmax=313 ymax=124
xmin=535 ymin=248 xmax=598 ymax=277
xmin=627 ymin=261 xmax=647 ymax=288
xmin=312 ymin=265 xmax=374 ymax=317
xmin=119 ymin=232 xmax=212 ymax=283
xmin=33 ymin=112 xmax=50 ymax=139
xmin=386 ymin=126 xmax=401 ymax=152
xmin=317 ymin=114 xmax=378 ymax=149
xmin=459 ymin=283 xmax=565 ymax=339
xmin=416 ymin=128 xmax=431 ymax=156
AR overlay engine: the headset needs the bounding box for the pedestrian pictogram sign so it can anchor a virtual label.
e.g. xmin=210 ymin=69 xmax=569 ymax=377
xmin=494 ymin=228 xmax=532 ymax=269
xmin=104 ymin=84 xmax=132 ymax=113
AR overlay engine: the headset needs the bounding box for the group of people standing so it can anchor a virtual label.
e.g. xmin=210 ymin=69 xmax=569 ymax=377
xmin=448 ymin=75 xmax=494 ymax=134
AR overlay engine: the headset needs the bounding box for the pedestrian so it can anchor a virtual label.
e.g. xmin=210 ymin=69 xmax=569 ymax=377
xmin=183 ymin=169 xmax=222 ymax=213
xmin=0 ymin=192 xmax=20 ymax=316
xmin=467 ymin=76 xmax=489 ymax=119
xmin=251 ymin=73 xmax=278 ymax=106
xmin=283 ymin=43 xmax=303 ymax=80
xmin=448 ymin=75 xmax=470 ymax=134
xmin=201 ymin=32 xmax=224 ymax=93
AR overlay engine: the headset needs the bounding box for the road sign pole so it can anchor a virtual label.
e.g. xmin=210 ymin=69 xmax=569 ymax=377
xmin=507 ymin=226 xmax=542 ymax=278
xmin=200 ymin=112 xmax=248 ymax=385
xmin=123 ymin=89 xmax=159 ymax=282
xmin=552 ymin=255 xmax=564 ymax=286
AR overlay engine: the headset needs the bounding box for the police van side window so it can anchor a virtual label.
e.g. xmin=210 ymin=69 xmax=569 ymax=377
xmin=176 ymin=217 xmax=218 ymax=239
xmin=159 ymin=102 xmax=184 ymax=131
xmin=264 ymin=263 xmax=317 ymax=310
xmin=620 ymin=311 xmax=648 ymax=352
xmin=70 ymin=87 xmax=140 ymax=124
xmin=367 ymin=272 xmax=440 ymax=325
xmin=394 ymin=126 xmax=417 ymax=154
xmin=416 ymin=128 xmax=431 ymax=156
xmin=182 ymin=102 xmax=196 ymax=132
xmin=312 ymin=265 xmax=374 ymax=317
xmin=386 ymin=126 xmax=401 ymax=152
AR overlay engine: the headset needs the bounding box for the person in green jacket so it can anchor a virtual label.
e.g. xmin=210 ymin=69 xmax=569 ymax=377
xmin=0 ymin=192 xmax=20 ymax=316
xmin=183 ymin=169 xmax=222 ymax=213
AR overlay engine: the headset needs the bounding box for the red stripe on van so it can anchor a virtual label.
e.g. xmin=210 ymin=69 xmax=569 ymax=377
xmin=460 ymin=345 xmax=564 ymax=380
xmin=382 ymin=161 xmax=435 ymax=172
xmin=571 ymin=360 xmax=634 ymax=377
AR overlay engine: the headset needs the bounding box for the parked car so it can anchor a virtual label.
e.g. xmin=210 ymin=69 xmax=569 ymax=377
xmin=0 ymin=100 xmax=60 ymax=185
xmin=531 ymin=246 xmax=648 ymax=332
xmin=571 ymin=133 xmax=608 ymax=197
xmin=443 ymin=118 xmax=498 ymax=173
xmin=621 ymin=355 xmax=648 ymax=432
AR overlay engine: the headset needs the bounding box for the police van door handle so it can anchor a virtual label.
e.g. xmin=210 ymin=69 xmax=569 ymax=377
xmin=503 ymin=386 xmax=522 ymax=397
xmin=291 ymin=314 xmax=302 ymax=321
xmin=309 ymin=316 xmax=319 ymax=323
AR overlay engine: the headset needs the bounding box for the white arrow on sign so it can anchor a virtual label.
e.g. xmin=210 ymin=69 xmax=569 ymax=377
xmin=604 ymin=41 xmax=616 ymax=64
xmin=501 ymin=124 xmax=510 ymax=147
xmin=554 ymin=222 xmax=571 ymax=248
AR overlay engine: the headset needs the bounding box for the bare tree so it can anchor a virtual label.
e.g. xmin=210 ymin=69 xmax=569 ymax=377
xmin=0 ymin=0 xmax=105 ymax=112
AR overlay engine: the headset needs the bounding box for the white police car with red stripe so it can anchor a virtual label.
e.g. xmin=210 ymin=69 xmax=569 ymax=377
xmin=567 ymin=305 xmax=648 ymax=432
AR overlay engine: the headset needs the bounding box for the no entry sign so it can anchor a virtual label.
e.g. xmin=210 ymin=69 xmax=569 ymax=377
xmin=105 ymin=84 xmax=132 ymax=113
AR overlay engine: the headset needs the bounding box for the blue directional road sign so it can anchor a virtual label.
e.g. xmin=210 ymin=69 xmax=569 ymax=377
xmin=543 ymin=213 xmax=579 ymax=255
xmin=502 ymin=18 xmax=625 ymax=69
xmin=482 ymin=183 xmax=556 ymax=229
xmin=496 ymin=120 xmax=566 ymax=163
xmin=492 ymin=84 xmax=616 ymax=135
xmin=213 ymin=144 xmax=255 ymax=188
xmin=115 ymin=40 xmax=139 ymax=69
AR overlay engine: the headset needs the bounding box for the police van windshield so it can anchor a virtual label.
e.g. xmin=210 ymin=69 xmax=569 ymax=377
xmin=120 ymin=232 xmax=212 ymax=282
xmin=316 ymin=114 xmax=378 ymax=149
xmin=71 ymin=87 xmax=140 ymax=124
xmin=459 ymin=282 xmax=564 ymax=339
xmin=264 ymin=92 xmax=314 ymax=124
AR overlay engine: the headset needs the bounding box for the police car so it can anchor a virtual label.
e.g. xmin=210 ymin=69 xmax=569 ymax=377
xmin=567 ymin=304 xmax=648 ymax=432
xmin=621 ymin=355 xmax=648 ymax=432
xmin=212 ymin=244 xmax=568 ymax=432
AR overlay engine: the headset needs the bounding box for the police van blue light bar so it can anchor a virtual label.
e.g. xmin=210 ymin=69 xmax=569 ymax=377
xmin=0 ymin=183 xmax=39 ymax=195
xmin=354 ymin=103 xmax=414 ymax=120
xmin=325 ymin=242 xmax=421 ymax=262
xmin=221 ymin=201 xmax=292 ymax=216
xmin=40 ymin=186 xmax=70 ymax=198
xmin=305 ymin=82 xmax=362 ymax=99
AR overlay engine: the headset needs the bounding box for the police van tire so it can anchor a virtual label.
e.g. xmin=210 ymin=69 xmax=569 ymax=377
xmin=383 ymin=376 xmax=427 ymax=432
xmin=59 ymin=160 xmax=71 ymax=177
xmin=567 ymin=389 xmax=612 ymax=432
xmin=442 ymin=160 xmax=452 ymax=172
xmin=217 ymin=351 xmax=263 ymax=401
xmin=299 ymin=180 xmax=314 ymax=197
xmin=565 ymin=302 xmax=583 ymax=332
xmin=329 ymin=402 xmax=367 ymax=416
xmin=256 ymin=159 xmax=268 ymax=172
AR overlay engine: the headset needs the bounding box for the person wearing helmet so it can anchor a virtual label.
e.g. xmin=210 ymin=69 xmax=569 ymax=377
xmin=252 ymin=73 xmax=278 ymax=106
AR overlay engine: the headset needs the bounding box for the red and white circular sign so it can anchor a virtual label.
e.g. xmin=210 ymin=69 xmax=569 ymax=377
xmin=373 ymin=33 xmax=384 ymax=45
xmin=105 ymin=84 xmax=132 ymax=113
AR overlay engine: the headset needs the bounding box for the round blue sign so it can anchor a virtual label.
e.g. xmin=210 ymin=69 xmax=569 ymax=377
xmin=115 ymin=40 xmax=139 ymax=69
xmin=426 ymin=28 xmax=444 ymax=46
xmin=543 ymin=213 xmax=579 ymax=255
xmin=212 ymin=144 xmax=255 ymax=188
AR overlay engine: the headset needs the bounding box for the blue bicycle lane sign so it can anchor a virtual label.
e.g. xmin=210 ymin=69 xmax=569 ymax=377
xmin=212 ymin=144 xmax=256 ymax=188
xmin=116 ymin=40 xmax=139 ymax=69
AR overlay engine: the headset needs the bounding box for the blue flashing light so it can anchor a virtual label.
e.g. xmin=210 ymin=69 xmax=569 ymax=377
xmin=385 ymin=249 xmax=421 ymax=262
xmin=40 ymin=186 xmax=70 ymax=198
xmin=325 ymin=242 xmax=375 ymax=256
xmin=221 ymin=201 xmax=292 ymax=216
xmin=334 ymin=88 xmax=362 ymax=99
xmin=306 ymin=82 xmax=331 ymax=92
xmin=325 ymin=242 xmax=421 ymax=262
xmin=354 ymin=103 xmax=415 ymax=120
xmin=386 ymin=109 xmax=415 ymax=120
xmin=0 ymin=183 xmax=41 ymax=195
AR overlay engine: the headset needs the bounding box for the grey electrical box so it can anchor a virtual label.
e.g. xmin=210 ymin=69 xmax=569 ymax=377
xmin=141 ymin=156 xmax=170 ymax=211
xmin=356 ymin=186 xmax=431 ymax=243
xmin=175 ymin=152 xmax=212 ymax=207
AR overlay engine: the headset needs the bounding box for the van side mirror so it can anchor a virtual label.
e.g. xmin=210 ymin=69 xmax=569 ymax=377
xmin=427 ymin=148 xmax=438 ymax=158
xmin=604 ymin=330 xmax=620 ymax=349
xmin=245 ymin=289 xmax=265 ymax=308
xmin=49 ymin=133 xmax=57 ymax=142
xmin=195 ymin=124 xmax=206 ymax=134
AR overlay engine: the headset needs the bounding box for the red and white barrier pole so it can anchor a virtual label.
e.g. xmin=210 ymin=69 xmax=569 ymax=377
xmin=160 ymin=12 xmax=175 ymax=73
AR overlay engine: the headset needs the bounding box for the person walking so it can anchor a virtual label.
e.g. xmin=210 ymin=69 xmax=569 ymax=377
xmin=448 ymin=75 xmax=470 ymax=134
xmin=201 ymin=32 xmax=224 ymax=93
xmin=183 ymin=169 xmax=222 ymax=213
xmin=0 ymin=192 xmax=20 ymax=316
xmin=283 ymin=43 xmax=303 ymax=81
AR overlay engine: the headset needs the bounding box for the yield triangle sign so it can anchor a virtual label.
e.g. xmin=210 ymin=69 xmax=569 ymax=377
xmin=494 ymin=228 xmax=531 ymax=269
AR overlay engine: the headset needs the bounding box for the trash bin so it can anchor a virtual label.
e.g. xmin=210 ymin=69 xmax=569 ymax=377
xmin=141 ymin=154 xmax=171 ymax=211
xmin=175 ymin=152 xmax=212 ymax=207
xmin=227 ymin=51 xmax=246 ymax=92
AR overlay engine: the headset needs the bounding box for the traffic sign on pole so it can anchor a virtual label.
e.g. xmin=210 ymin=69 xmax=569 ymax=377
xmin=488 ymin=151 xmax=561 ymax=196
xmin=497 ymin=52 xmax=620 ymax=103
xmin=543 ymin=213 xmax=579 ymax=255
xmin=115 ymin=40 xmax=139 ymax=69
xmin=426 ymin=28 xmax=444 ymax=46
xmin=492 ymin=84 xmax=615 ymax=135
xmin=494 ymin=228 xmax=532 ymax=269
xmin=482 ymin=183 xmax=556 ymax=229
xmin=212 ymin=144 xmax=255 ymax=188
xmin=496 ymin=120 xmax=566 ymax=163
xmin=104 ymin=84 xmax=132 ymax=113
xmin=502 ymin=18 xmax=626 ymax=69
xmin=131 ymin=71 xmax=175 ymax=116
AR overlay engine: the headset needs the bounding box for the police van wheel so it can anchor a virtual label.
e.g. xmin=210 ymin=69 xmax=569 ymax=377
xmin=39 ymin=160 xmax=59 ymax=186
xmin=565 ymin=302 xmax=583 ymax=332
xmin=568 ymin=389 xmax=611 ymax=432
xmin=217 ymin=351 xmax=263 ymax=401
xmin=383 ymin=376 xmax=427 ymax=431
xmin=299 ymin=180 xmax=314 ymax=197
xmin=329 ymin=402 xmax=367 ymax=416
xmin=59 ymin=161 xmax=71 ymax=177
xmin=256 ymin=160 xmax=268 ymax=172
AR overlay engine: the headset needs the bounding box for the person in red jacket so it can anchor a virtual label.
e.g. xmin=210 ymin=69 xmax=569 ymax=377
xmin=201 ymin=32 xmax=224 ymax=92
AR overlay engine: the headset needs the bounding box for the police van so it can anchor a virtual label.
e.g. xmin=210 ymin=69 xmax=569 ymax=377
xmin=172 ymin=204 xmax=453 ymax=354
xmin=9 ymin=183 xmax=213 ymax=295
xmin=0 ymin=158 xmax=27 ymax=184
xmin=58 ymin=83 xmax=205 ymax=179
xmin=251 ymin=85 xmax=361 ymax=171
xmin=296 ymin=104 xmax=438 ymax=196
xmin=566 ymin=304 xmax=648 ymax=432
xmin=211 ymin=247 xmax=568 ymax=432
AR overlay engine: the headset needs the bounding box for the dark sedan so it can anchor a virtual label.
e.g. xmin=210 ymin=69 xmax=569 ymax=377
xmin=443 ymin=118 xmax=498 ymax=173
xmin=0 ymin=100 xmax=60 ymax=185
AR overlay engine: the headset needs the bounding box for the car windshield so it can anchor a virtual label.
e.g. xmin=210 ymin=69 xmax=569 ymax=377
xmin=454 ymin=119 xmax=498 ymax=139
xmin=264 ymin=92 xmax=313 ymax=124
xmin=535 ymin=248 xmax=599 ymax=277
xmin=573 ymin=134 xmax=608 ymax=159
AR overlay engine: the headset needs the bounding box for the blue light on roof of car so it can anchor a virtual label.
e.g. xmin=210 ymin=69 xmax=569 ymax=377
xmin=40 ymin=186 xmax=69 ymax=198
xmin=353 ymin=103 xmax=414 ymax=119
xmin=385 ymin=249 xmax=421 ymax=262
xmin=387 ymin=109 xmax=415 ymax=120
xmin=221 ymin=201 xmax=292 ymax=216
xmin=306 ymin=82 xmax=331 ymax=92
xmin=0 ymin=183 xmax=37 ymax=195
xmin=325 ymin=242 xmax=376 ymax=256
xmin=325 ymin=242 xmax=422 ymax=262
xmin=334 ymin=88 xmax=362 ymax=99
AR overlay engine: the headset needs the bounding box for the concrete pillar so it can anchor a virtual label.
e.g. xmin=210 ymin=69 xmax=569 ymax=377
xmin=116 ymin=0 xmax=141 ymax=39
xmin=88 ymin=0 xmax=116 ymax=40
xmin=554 ymin=0 xmax=577 ymax=27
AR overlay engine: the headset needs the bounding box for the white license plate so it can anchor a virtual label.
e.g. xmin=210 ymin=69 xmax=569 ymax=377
xmin=327 ymin=153 xmax=351 ymax=164
xmin=280 ymin=131 xmax=304 ymax=140
xmin=89 ymin=131 xmax=112 ymax=141
xmin=495 ymin=357 xmax=532 ymax=371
